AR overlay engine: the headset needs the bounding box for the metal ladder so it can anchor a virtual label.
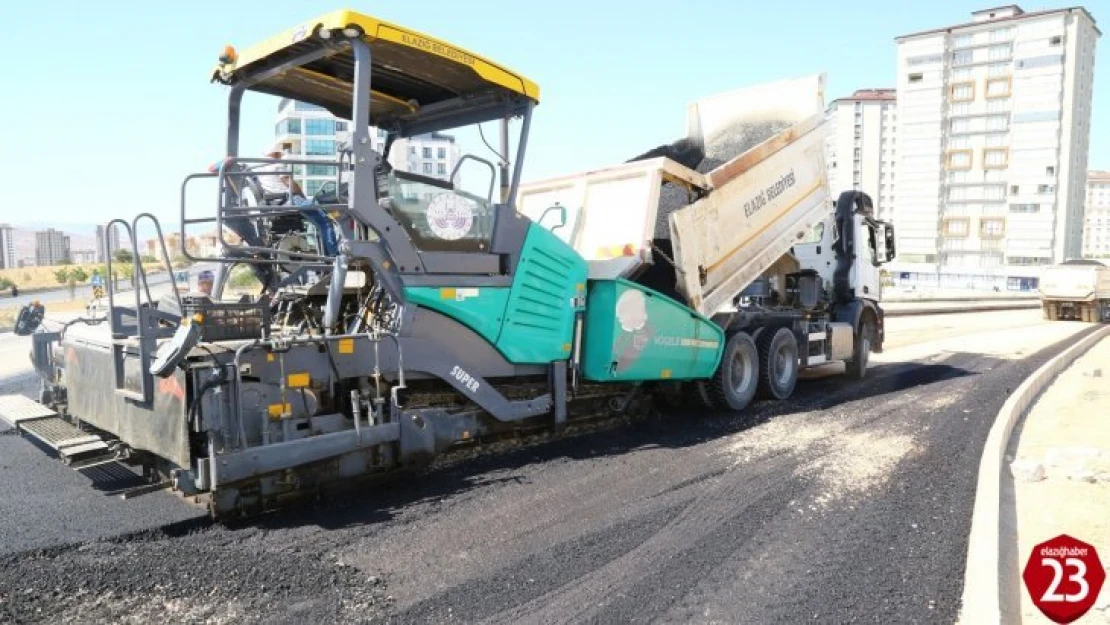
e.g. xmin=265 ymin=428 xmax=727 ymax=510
xmin=0 ymin=394 xmax=115 ymax=468
xmin=102 ymin=214 xmax=182 ymax=404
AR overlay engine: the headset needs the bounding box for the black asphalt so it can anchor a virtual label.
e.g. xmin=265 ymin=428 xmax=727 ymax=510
xmin=0 ymin=327 xmax=1096 ymax=624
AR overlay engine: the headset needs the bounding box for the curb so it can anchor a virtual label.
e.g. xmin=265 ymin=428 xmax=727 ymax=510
xmin=957 ymin=323 xmax=1110 ymax=624
xmin=885 ymin=302 xmax=1040 ymax=317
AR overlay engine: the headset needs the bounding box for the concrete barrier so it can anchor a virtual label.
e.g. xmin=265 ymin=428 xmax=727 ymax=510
xmin=956 ymin=324 xmax=1110 ymax=624
xmin=884 ymin=301 xmax=1041 ymax=317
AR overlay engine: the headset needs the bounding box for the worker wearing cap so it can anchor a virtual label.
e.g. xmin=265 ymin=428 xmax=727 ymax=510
xmin=254 ymin=145 xmax=339 ymax=256
xmin=197 ymin=270 xmax=215 ymax=296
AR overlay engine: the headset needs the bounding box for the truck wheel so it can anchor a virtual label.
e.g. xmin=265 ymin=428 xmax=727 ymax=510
xmin=707 ymin=331 xmax=759 ymax=412
xmin=845 ymin=317 xmax=873 ymax=380
xmin=756 ymin=327 xmax=799 ymax=400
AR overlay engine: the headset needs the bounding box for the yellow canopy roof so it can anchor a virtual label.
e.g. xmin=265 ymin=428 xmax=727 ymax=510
xmin=214 ymin=9 xmax=540 ymax=124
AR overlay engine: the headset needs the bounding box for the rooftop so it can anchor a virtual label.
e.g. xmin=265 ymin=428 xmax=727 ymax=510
xmin=1089 ymin=170 xmax=1110 ymax=182
xmin=833 ymin=88 xmax=896 ymax=103
xmin=896 ymin=4 xmax=1100 ymax=41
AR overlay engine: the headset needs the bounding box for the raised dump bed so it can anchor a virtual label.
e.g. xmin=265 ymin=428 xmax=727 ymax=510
xmin=517 ymin=74 xmax=832 ymax=317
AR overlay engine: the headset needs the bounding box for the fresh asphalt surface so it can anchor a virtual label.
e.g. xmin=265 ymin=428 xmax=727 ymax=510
xmin=0 ymin=310 xmax=1097 ymax=623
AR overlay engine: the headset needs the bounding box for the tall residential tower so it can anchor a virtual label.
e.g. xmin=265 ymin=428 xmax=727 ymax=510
xmin=893 ymin=5 xmax=1099 ymax=288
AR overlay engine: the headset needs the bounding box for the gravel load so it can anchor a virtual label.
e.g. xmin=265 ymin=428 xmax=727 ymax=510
xmin=625 ymin=119 xmax=792 ymax=298
xmin=651 ymin=119 xmax=793 ymax=240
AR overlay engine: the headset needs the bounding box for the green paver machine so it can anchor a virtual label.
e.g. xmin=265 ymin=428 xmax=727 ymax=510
xmin=3 ymin=9 xmax=895 ymax=517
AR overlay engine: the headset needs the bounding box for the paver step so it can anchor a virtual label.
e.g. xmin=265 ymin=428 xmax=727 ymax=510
xmin=0 ymin=394 xmax=111 ymax=459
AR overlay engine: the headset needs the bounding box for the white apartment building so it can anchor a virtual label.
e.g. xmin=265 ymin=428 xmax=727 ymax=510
xmin=825 ymin=89 xmax=897 ymax=219
xmin=273 ymin=99 xmax=461 ymax=199
xmin=0 ymin=223 xmax=14 ymax=269
xmin=1083 ymin=170 xmax=1110 ymax=257
xmin=893 ymin=4 xmax=1099 ymax=291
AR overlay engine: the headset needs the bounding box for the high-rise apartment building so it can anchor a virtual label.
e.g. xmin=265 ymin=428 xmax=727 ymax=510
xmin=273 ymin=99 xmax=462 ymax=199
xmin=892 ymin=5 xmax=1099 ymax=289
xmin=0 ymin=223 xmax=14 ymax=269
xmin=825 ymin=89 xmax=897 ymax=219
xmin=96 ymin=224 xmax=120 ymax=263
xmin=1083 ymin=170 xmax=1110 ymax=257
xmin=35 ymin=228 xmax=71 ymax=266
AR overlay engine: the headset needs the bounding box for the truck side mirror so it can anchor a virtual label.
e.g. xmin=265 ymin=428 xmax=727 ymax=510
xmin=883 ymin=222 xmax=896 ymax=262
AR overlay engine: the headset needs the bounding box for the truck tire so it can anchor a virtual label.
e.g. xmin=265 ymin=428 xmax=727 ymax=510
xmin=844 ymin=316 xmax=874 ymax=380
xmin=756 ymin=327 xmax=799 ymax=400
xmin=707 ymin=331 xmax=759 ymax=412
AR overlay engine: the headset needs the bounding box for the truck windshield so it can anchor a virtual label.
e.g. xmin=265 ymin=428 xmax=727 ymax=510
xmin=383 ymin=171 xmax=496 ymax=253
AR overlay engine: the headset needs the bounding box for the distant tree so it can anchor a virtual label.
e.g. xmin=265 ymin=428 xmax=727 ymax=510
xmin=114 ymin=249 xmax=134 ymax=264
xmin=70 ymin=267 xmax=89 ymax=284
xmin=0 ymin=277 xmax=13 ymax=290
xmin=53 ymin=268 xmax=70 ymax=285
xmin=57 ymin=257 xmax=73 ymax=266
xmin=140 ymin=254 xmax=158 ymax=264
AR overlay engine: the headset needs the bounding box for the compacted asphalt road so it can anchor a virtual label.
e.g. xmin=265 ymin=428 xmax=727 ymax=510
xmin=0 ymin=310 xmax=1096 ymax=624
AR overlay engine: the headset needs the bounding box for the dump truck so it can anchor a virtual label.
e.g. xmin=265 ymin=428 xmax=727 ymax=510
xmin=2 ymin=9 xmax=895 ymax=518
xmin=1038 ymin=259 xmax=1110 ymax=322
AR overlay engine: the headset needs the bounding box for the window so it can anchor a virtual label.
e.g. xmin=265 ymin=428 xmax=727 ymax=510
xmin=986 ymin=77 xmax=1011 ymax=98
xmin=950 ymin=82 xmax=974 ymax=102
xmin=305 ymin=179 xmax=325 ymax=196
xmin=985 ymin=115 xmax=1008 ymax=131
xmin=981 ymin=217 xmax=1007 ymax=237
xmin=304 ymin=139 xmax=336 ymax=156
xmin=1011 ymin=204 xmax=1040 ymax=213
xmin=952 ymin=68 xmax=973 ymax=81
xmin=952 ymin=50 xmax=973 ymax=66
xmin=1050 ymin=36 xmax=1062 ymax=46
xmin=990 ymin=27 xmax=1014 ymax=42
xmin=944 ymin=218 xmax=970 ymax=236
xmin=422 ymin=147 xmax=432 ymax=158
xmin=986 ymin=99 xmax=1008 ymax=113
xmin=950 ymin=102 xmax=971 ymax=116
xmin=949 ymin=137 xmax=971 ymax=149
xmin=948 ymin=150 xmax=973 ymax=170
xmin=276 ymin=118 xmax=301 ymax=135
xmin=305 ymin=119 xmax=335 ymax=136
xmin=908 ymin=72 xmax=923 ymax=83
xmin=306 ymin=164 xmax=336 ymax=176
xmin=907 ymin=53 xmax=943 ymax=65
xmin=437 ymin=147 xmax=447 ymax=159
xmin=988 ymin=62 xmax=1009 ymax=77
xmin=1038 ymin=184 xmax=1056 ymax=195
xmin=949 ymin=171 xmax=969 ymax=183
xmin=437 ymin=163 xmax=447 ymax=175
xmin=951 ymin=118 xmax=970 ymax=133
xmin=423 ymin=162 xmax=433 ymax=174
xmin=988 ymin=44 xmax=1012 ymax=61
xmin=335 ymin=122 xmax=349 ymax=132
xmin=984 ymin=147 xmax=1009 ymax=169
xmin=409 ymin=146 xmax=416 ymax=155
xmin=1046 ymin=166 xmax=1055 ymax=176
xmin=1011 ymin=185 xmax=1020 ymax=196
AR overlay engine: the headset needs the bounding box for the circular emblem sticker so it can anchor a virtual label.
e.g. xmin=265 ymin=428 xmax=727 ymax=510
xmin=615 ymin=289 xmax=648 ymax=333
xmin=426 ymin=193 xmax=476 ymax=240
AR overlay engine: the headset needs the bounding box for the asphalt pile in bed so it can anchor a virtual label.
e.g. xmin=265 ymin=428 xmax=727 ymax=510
xmin=648 ymin=120 xmax=793 ymax=239
xmin=624 ymin=119 xmax=792 ymax=300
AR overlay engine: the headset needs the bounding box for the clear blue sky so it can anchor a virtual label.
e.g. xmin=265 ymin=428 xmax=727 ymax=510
xmin=0 ymin=0 xmax=1106 ymax=230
